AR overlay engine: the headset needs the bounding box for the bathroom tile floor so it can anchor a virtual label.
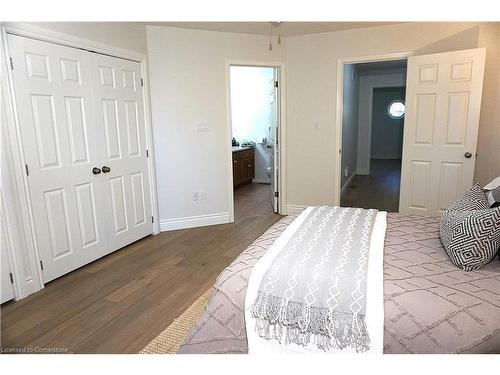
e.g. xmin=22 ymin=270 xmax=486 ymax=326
xmin=234 ymin=182 xmax=274 ymax=221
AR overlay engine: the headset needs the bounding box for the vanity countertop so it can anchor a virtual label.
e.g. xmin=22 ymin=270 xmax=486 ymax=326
xmin=232 ymin=146 xmax=254 ymax=152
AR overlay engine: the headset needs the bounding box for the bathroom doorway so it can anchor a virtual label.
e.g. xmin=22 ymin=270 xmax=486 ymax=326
xmin=228 ymin=64 xmax=281 ymax=221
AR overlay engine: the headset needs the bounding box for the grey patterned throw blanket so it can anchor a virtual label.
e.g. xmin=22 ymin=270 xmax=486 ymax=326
xmin=251 ymin=206 xmax=378 ymax=352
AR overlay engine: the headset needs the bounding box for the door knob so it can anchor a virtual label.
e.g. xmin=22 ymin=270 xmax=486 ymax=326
xmin=464 ymin=152 xmax=473 ymax=159
xmin=102 ymin=166 xmax=111 ymax=173
xmin=92 ymin=167 xmax=101 ymax=175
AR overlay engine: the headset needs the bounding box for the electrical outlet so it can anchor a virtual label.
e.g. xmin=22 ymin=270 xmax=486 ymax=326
xmin=199 ymin=190 xmax=206 ymax=200
xmin=313 ymin=120 xmax=320 ymax=129
xmin=192 ymin=191 xmax=200 ymax=201
xmin=344 ymin=168 xmax=349 ymax=177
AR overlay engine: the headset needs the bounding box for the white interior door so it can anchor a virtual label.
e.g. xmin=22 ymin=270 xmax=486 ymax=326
xmin=399 ymin=48 xmax=486 ymax=215
xmin=269 ymin=68 xmax=280 ymax=213
xmin=1 ymin=197 xmax=15 ymax=303
xmin=90 ymin=53 xmax=152 ymax=252
xmin=8 ymin=35 xmax=109 ymax=282
xmin=8 ymin=35 xmax=153 ymax=283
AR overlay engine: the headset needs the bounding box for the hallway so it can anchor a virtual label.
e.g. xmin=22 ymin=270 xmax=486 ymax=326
xmin=340 ymin=159 xmax=401 ymax=212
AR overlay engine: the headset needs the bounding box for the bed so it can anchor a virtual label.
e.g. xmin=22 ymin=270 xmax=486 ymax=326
xmin=178 ymin=210 xmax=500 ymax=354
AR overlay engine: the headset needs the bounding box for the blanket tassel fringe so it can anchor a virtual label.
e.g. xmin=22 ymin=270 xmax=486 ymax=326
xmin=253 ymin=294 xmax=370 ymax=352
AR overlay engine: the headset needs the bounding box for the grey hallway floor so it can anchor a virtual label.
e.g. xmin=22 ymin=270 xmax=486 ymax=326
xmin=340 ymin=159 xmax=401 ymax=212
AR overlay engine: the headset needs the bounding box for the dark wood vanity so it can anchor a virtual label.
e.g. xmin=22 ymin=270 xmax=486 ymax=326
xmin=232 ymin=147 xmax=255 ymax=187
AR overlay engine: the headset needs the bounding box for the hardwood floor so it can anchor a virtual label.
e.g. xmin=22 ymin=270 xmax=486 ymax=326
xmin=234 ymin=182 xmax=273 ymax=220
xmin=341 ymin=159 xmax=402 ymax=212
xmin=0 ymin=204 xmax=281 ymax=353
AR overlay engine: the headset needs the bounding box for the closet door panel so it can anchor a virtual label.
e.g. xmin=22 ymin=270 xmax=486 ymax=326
xmin=90 ymin=53 xmax=152 ymax=252
xmin=7 ymin=35 xmax=108 ymax=282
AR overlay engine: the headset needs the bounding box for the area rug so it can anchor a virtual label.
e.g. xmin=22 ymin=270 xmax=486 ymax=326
xmin=140 ymin=289 xmax=211 ymax=354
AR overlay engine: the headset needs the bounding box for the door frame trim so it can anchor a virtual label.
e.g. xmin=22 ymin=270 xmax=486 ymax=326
xmin=225 ymin=60 xmax=287 ymax=220
xmin=334 ymin=51 xmax=413 ymax=206
xmin=0 ymin=22 xmax=160 ymax=299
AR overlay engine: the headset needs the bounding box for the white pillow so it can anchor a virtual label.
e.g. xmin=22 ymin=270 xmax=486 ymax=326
xmin=484 ymin=176 xmax=500 ymax=190
xmin=483 ymin=176 xmax=500 ymax=208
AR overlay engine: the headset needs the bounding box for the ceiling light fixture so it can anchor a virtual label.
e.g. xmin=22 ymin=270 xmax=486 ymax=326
xmin=268 ymin=22 xmax=282 ymax=51
xmin=269 ymin=23 xmax=273 ymax=51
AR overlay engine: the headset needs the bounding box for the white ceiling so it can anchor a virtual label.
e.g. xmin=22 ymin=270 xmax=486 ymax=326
xmin=147 ymin=22 xmax=404 ymax=37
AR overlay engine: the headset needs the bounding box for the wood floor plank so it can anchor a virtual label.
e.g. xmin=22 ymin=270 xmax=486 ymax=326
xmin=1 ymin=183 xmax=281 ymax=353
xmin=341 ymin=159 xmax=401 ymax=212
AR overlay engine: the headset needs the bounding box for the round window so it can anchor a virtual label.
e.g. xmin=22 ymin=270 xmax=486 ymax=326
xmin=388 ymin=100 xmax=405 ymax=119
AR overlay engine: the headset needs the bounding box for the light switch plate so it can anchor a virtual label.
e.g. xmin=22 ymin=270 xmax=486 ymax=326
xmin=313 ymin=120 xmax=320 ymax=129
xmin=197 ymin=123 xmax=209 ymax=132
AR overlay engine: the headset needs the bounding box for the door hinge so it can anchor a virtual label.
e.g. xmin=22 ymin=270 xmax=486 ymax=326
xmin=274 ymin=191 xmax=279 ymax=198
xmin=25 ymin=164 xmax=29 ymax=176
xmin=146 ymin=149 xmax=149 ymax=158
xmin=9 ymin=272 xmax=14 ymax=284
xmin=274 ymin=80 xmax=279 ymax=88
xmin=9 ymin=57 xmax=14 ymax=70
xmin=40 ymin=260 xmax=44 ymax=271
xmin=151 ymin=216 xmax=154 ymax=223
xmin=140 ymin=78 xmax=144 ymax=87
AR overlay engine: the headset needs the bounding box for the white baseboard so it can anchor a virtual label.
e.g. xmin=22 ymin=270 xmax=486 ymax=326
xmin=286 ymin=204 xmax=308 ymax=213
xmin=159 ymin=212 xmax=231 ymax=231
xmin=341 ymin=172 xmax=357 ymax=197
xmin=357 ymin=168 xmax=369 ymax=175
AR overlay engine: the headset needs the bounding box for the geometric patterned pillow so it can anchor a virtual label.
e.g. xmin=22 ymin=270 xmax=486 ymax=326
xmin=448 ymin=183 xmax=489 ymax=211
xmin=439 ymin=207 xmax=500 ymax=271
xmin=440 ymin=183 xmax=500 ymax=271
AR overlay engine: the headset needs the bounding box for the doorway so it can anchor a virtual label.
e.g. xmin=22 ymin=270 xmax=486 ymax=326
xmin=336 ymin=49 xmax=485 ymax=215
xmin=339 ymin=59 xmax=407 ymax=212
xmin=229 ymin=65 xmax=280 ymax=221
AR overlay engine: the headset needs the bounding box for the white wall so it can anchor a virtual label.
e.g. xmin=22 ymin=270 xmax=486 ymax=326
xmin=286 ymin=22 xmax=500 ymax=207
xmin=146 ymin=26 xmax=285 ymax=229
xmin=7 ymin=22 xmax=500 ymax=231
xmin=27 ymin=22 xmax=148 ymax=54
xmin=340 ymin=64 xmax=359 ymax=189
xmin=230 ymin=66 xmax=274 ymax=183
xmin=475 ymin=22 xmax=500 ymax=184
xmin=356 ymin=68 xmax=406 ymax=174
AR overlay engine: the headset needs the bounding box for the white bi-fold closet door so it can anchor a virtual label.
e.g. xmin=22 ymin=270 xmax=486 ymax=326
xmin=8 ymin=34 xmax=152 ymax=282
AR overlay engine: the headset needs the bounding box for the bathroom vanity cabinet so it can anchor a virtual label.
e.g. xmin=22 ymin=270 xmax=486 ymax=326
xmin=232 ymin=147 xmax=255 ymax=187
